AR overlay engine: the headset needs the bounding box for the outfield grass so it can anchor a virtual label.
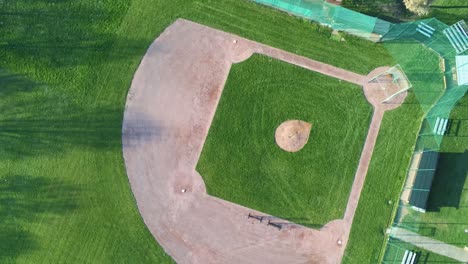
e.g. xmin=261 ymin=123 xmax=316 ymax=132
xmin=342 ymin=103 xmax=424 ymax=264
xmin=197 ymin=54 xmax=372 ymax=227
xmin=0 ymin=0 xmax=397 ymax=262
xmin=441 ymin=95 xmax=468 ymax=154
xmin=401 ymin=151 xmax=468 ymax=247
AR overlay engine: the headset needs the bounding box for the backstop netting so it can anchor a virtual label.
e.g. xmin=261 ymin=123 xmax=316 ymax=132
xmin=368 ymin=64 xmax=412 ymax=103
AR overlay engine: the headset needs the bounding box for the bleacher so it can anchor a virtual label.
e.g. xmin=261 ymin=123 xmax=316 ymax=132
xmin=443 ymin=20 xmax=468 ymax=54
xmin=401 ymin=250 xmax=418 ymax=264
xmin=416 ymin=22 xmax=435 ymax=38
xmin=433 ymin=117 xmax=449 ymax=136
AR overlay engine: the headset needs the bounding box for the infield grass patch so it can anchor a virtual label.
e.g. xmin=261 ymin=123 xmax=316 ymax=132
xmin=197 ymin=54 xmax=372 ymax=227
xmin=430 ymin=0 xmax=468 ymax=25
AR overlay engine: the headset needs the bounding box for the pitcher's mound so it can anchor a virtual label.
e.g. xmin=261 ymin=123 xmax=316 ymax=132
xmin=275 ymin=120 xmax=312 ymax=152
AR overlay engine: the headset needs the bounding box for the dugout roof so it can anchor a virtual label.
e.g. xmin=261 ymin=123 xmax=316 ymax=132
xmin=409 ymin=151 xmax=439 ymax=211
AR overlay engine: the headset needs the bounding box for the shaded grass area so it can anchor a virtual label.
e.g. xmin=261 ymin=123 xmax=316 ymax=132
xmin=0 ymin=175 xmax=79 ymax=261
xmin=0 ymin=71 xmax=173 ymax=264
xmin=0 ymin=0 xmax=173 ymax=263
xmin=441 ymin=95 xmax=468 ymax=153
xmin=343 ymin=42 xmax=443 ymax=263
xmin=401 ymin=151 xmax=468 ymax=248
xmin=186 ymin=0 xmax=393 ymax=74
xmin=383 ymin=237 xmax=460 ymax=263
xmin=430 ymin=0 xmax=468 ymax=25
xmin=0 ymin=0 xmax=397 ymax=262
xmin=197 ymin=54 xmax=372 ymax=227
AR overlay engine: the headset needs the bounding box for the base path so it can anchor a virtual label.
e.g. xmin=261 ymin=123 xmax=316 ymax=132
xmin=391 ymin=227 xmax=468 ymax=263
xmin=122 ymin=19 xmax=406 ymax=263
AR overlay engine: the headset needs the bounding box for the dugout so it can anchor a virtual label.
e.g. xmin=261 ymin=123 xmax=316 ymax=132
xmin=401 ymin=150 xmax=439 ymax=213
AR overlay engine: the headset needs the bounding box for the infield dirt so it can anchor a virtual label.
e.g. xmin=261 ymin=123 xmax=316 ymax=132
xmin=122 ymin=19 xmax=406 ymax=264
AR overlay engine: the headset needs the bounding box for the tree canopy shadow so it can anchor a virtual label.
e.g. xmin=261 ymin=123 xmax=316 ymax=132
xmin=0 ymin=68 xmax=162 ymax=159
xmin=0 ymin=100 xmax=162 ymax=159
xmin=0 ymin=175 xmax=80 ymax=262
xmin=0 ymin=69 xmax=44 ymax=96
xmin=0 ymin=0 xmax=146 ymax=67
xmin=426 ymin=151 xmax=468 ymax=212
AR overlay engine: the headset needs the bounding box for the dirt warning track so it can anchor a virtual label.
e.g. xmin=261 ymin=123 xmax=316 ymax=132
xmin=122 ymin=19 xmax=405 ymax=264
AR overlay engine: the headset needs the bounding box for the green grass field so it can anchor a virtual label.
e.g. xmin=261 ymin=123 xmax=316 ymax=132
xmin=1 ymin=0 xmax=463 ymax=263
xmin=197 ymin=54 xmax=372 ymax=227
xmin=401 ymin=151 xmax=468 ymax=247
xmin=343 ymin=0 xmax=468 ymax=24
xmin=0 ymin=0 xmax=396 ymax=263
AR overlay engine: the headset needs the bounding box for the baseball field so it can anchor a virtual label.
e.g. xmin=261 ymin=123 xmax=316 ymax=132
xmin=197 ymin=54 xmax=372 ymax=227
xmin=1 ymin=0 xmax=465 ymax=263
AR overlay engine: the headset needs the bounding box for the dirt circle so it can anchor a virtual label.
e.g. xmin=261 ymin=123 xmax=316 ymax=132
xmin=275 ymin=120 xmax=312 ymax=152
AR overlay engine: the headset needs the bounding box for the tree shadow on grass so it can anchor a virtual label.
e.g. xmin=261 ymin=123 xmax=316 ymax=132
xmin=0 ymin=101 xmax=162 ymax=159
xmin=0 ymin=0 xmax=145 ymax=68
xmin=0 ymin=175 xmax=80 ymax=262
xmin=0 ymin=69 xmax=162 ymax=159
xmin=0 ymin=69 xmax=44 ymax=96
xmin=426 ymin=151 xmax=468 ymax=212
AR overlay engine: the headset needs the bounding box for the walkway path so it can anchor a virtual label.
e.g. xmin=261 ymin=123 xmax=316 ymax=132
xmin=391 ymin=227 xmax=468 ymax=263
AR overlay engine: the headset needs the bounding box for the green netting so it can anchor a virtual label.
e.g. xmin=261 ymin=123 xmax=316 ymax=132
xmin=382 ymin=17 xmax=468 ymax=149
xmin=381 ymin=17 xmax=467 ymax=263
xmin=253 ymin=0 xmax=382 ymax=39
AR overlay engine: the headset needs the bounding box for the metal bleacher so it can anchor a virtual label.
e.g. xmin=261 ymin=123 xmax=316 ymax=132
xmin=443 ymin=20 xmax=468 ymax=54
xmin=416 ymin=22 xmax=435 ymax=38
xmin=401 ymin=250 xmax=417 ymax=264
xmin=433 ymin=117 xmax=449 ymax=136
